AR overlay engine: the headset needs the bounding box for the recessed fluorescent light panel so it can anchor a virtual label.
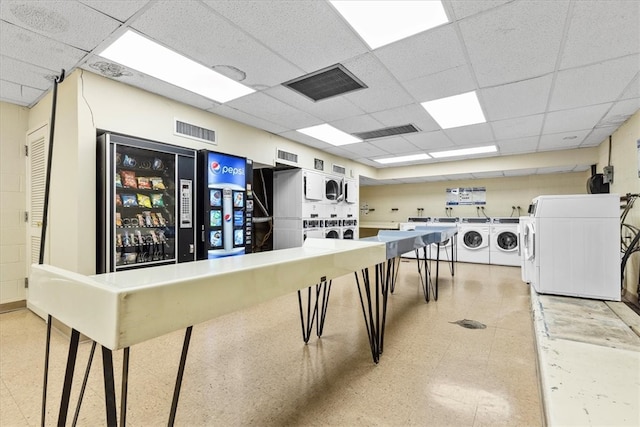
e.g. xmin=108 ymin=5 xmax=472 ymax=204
xmin=375 ymin=153 xmax=431 ymax=164
xmin=331 ymin=1 xmax=449 ymax=49
xmin=429 ymin=145 xmax=497 ymax=158
xmin=99 ymin=30 xmax=255 ymax=103
xmin=421 ymin=91 xmax=486 ymax=129
xmin=297 ymin=124 xmax=362 ymax=146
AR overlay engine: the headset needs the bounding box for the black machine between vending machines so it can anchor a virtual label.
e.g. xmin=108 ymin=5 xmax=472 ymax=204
xmin=96 ymin=133 xmax=197 ymax=273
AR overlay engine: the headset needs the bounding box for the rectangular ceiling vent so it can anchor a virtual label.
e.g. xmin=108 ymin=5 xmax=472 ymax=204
xmin=353 ymin=124 xmax=420 ymax=140
xmin=174 ymin=119 xmax=216 ymax=144
xmin=283 ymin=64 xmax=367 ymax=102
xmin=332 ymin=164 xmax=346 ymax=175
xmin=276 ymin=148 xmax=299 ymax=165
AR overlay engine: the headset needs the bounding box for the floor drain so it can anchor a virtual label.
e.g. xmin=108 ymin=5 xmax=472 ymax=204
xmin=449 ymin=319 xmax=486 ymax=329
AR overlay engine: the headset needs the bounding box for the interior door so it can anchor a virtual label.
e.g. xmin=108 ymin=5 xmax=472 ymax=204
xmin=26 ymin=124 xmax=49 ymax=316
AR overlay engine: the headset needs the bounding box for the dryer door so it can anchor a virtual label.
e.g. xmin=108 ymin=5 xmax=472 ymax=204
xmin=325 ymin=229 xmax=340 ymax=239
xmin=523 ymin=223 xmax=535 ymax=260
xmin=325 ymin=178 xmax=341 ymax=202
xmin=496 ymin=230 xmax=518 ymax=252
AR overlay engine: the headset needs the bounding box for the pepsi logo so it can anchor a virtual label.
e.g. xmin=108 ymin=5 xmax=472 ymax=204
xmin=224 ymin=213 xmax=232 ymax=222
xmin=210 ymin=161 xmax=221 ymax=174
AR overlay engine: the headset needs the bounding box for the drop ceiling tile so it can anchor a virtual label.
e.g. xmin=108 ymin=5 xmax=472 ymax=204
xmin=263 ymin=85 xmax=365 ymax=123
xmin=203 ymin=0 xmax=368 ymax=72
xmin=0 ymin=1 xmax=120 ymax=51
xmin=496 ymin=136 xmax=539 ymax=155
xmin=403 ymin=65 xmax=476 ymax=103
xmin=323 ymin=146 xmax=359 ymax=160
xmin=459 ymin=0 xmax=569 ymax=87
xmin=82 ymin=63 xmax=217 ymax=111
xmin=599 ymin=98 xmax=640 ymax=128
xmin=0 ymin=21 xmax=87 ymax=73
xmin=374 ymin=24 xmax=466 ymax=82
xmin=444 ymin=123 xmax=494 ymax=145
xmin=342 ymin=53 xmax=415 ymax=113
xmin=131 ymin=1 xmax=304 ymax=89
xmin=543 ymin=103 xmax=612 ymax=134
xmin=225 ymin=91 xmax=319 ymax=130
xmin=209 ymin=104 xmax=289 ymax=135
xmin=330 ymin=114 xmax=384 ymax=135
xmin=0 ymin=55 xmax=57 ymax=90
xmin=405 ymin=130 xmax=455 ymax=151
xmin=78 ymin=0 xmax=150 ymax=21
xmin=560 ymin=0 xmax=640 ymax=70
xmin=369 ymin=104 xmax=440 ymax=133
xmin=369 ymin=136 xmax=421 ymax=155
xmin=0 ymin=79 xmax=44 ymax=106
xmin=481 ymin=74 xmax=553 ymax=121
xmin=340 ymin=142 xmax=390 ymax=158
xmin=580 ymin=126 xmax=618 ymax=148
xmin=620 ymin=73 xmax=639 ymax=99
xmin=492 ymin=114 xmax=543 ymax=140
xmin=549 ymin=55 xmax=640 ymax=111
xmin=449 ymin=0 xmax=512 ymax=20
xmin=355 ymin=158 xmax=383 ymax=168
xmin=538 ymin=130 xmax=591 ymax=151
xmin=277 ymin=130 xmax=334 ymax=151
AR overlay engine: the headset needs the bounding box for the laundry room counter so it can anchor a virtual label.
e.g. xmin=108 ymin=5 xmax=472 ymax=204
xmin=530 ymin=292 xmax=640 ymax=426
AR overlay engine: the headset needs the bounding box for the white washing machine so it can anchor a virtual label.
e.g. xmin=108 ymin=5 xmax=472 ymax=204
xmin=530 ymin=194 xmax=620 ymax=301
xmin=426 ymin=217 xmax=458 ymax=260
xmin=341 ymin=218 xmax=357 ymax=240
xmin=457 ymin=218 xmax=491 ymax=264
xmin=489 ymin=217 xmax=520 ymax=266
xmin=518 ymin=216 xmax=536 ymax=284
xmin=324 ymin=218 xmax=341 ymax=239
xmin=399 ymin=217 xmax=431 ymax=258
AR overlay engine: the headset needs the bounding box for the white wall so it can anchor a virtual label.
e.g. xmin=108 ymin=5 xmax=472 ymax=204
xmin=596 ymin=110 xmax=640 ymax=301
xmin=0 ymin=102 xmax=28 ymax=304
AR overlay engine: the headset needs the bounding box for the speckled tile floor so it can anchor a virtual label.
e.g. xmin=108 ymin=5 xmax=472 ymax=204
xmin=0 ymin=261 xmax=542 ymax=426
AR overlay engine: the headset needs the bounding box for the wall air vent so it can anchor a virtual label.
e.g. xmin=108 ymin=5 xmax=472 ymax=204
xmin=174 ymin=119 xmax=216 ymax=144
xmin=276 ymin=148 xmax=299 ymax=165
xmin=353 ymin=124 xmax=420 ymax=140
xmin=332 ymin=164 xmax=346 ymax=175
xmin=283 ymin=64 xmax=367 ymax=102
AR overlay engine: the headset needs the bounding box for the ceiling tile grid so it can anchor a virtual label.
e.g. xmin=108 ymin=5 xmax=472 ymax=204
xmin=492 ymin=114 xmax=544 ymax=141
xmin=543 ymin=103 xmax=613 ymax=135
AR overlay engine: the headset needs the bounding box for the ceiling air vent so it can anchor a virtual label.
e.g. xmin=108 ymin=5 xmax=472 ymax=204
xmin=353 ymin=124 xmax=420 ymax=140
xmin=174 ymin=119 xmax=216 ymax=144
xmin=277 ymin=148 xmax=299 ymax=165
xmin=283 ymin=64 xmax=367 ymax=102
xmin=332 ymin=164 xmax=346 ymax=175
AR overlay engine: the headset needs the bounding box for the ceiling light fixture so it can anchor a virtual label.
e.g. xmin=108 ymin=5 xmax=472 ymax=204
xmin=429 ymin=145 xmax=497 ymax=158
xmin=421 ymin=91 xmax=486 ymax=129
xmin=330 ymin=1 xmax=449 ymax=49
xmin=98 ymin=30 xmax=255 ymax=103
xmin=374 ymin=153 xmax=431 ymax=164
xmin=297 ymin=124 xmax=362 ymax=146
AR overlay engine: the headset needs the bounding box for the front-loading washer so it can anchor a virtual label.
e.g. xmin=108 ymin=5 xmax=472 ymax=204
xmin=341 ymin=218 xmax=357 ymax=240
xmin=400 ymin=217 xmax=431 ymax=258
xmin=303 ymin=219 xmax=324 ymax=241
xmin=457 ymin=218 xmax=491 ymax=264
xmin=489 ymin=217 xmax=520 ymax=266
xmin=324 ymin=218 xmax=341 ymax=239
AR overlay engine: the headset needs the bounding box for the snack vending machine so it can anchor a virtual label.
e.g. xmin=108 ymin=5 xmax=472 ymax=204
xmin=197 ymin=150 xmax=253 ymax=259
xmin=96 ymin=133 xmax=197 ymax=273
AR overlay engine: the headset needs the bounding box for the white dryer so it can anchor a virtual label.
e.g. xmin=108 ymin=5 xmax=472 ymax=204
xmin=518 ymin=216 xmax=536 ymax=285
xmin=457 ymin=218 xmax=491 ymax=264
xmin=303 ymin=219 xmax=324 ymax=242
xmin=530 ymin=194 xmax=620 ymax=301
xmin=341 ymin=218 xmax=357 ymax=240
xmin=324 ymin=218 xmax=341 ymax=239
xmin=489 ymin=217 xmax=520 ymax=266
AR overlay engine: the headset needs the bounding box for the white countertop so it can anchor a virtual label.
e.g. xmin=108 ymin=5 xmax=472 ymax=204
xmin=29 ymin=238 xmax=386 ymax=350
xmin=531 ymin=292 xmax=640 ymax=426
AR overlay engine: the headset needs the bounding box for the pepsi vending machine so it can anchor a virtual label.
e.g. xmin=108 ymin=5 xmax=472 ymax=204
xmin=197 ymin=150 xmax=253 ymax=259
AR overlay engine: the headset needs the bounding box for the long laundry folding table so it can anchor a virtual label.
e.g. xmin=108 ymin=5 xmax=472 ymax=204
xmin=29 ymin=227 xmax=456 ymax=426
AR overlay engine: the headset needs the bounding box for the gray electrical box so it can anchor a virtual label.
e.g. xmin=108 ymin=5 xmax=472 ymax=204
xmin=603 ymin=165 xmax=614 ymax=184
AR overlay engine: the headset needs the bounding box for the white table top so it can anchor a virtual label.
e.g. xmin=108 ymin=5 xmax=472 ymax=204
xmin=29 ymin=238 xmax=386 ymax=350
xmin=360 ymin=227 xmax=457 ymax=259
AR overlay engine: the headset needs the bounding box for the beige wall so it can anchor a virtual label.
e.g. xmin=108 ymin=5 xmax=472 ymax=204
xmin=360 ymin=171 xmax=590 ymax=223
xmin=596 ymin=111 xmax=640 ymax=300
xmin=0 ymin=102 xmax=29 ymax=304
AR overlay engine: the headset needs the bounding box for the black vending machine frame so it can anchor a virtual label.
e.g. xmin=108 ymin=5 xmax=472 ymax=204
xmin=97 ymin=132 xmax=197 ymax=273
